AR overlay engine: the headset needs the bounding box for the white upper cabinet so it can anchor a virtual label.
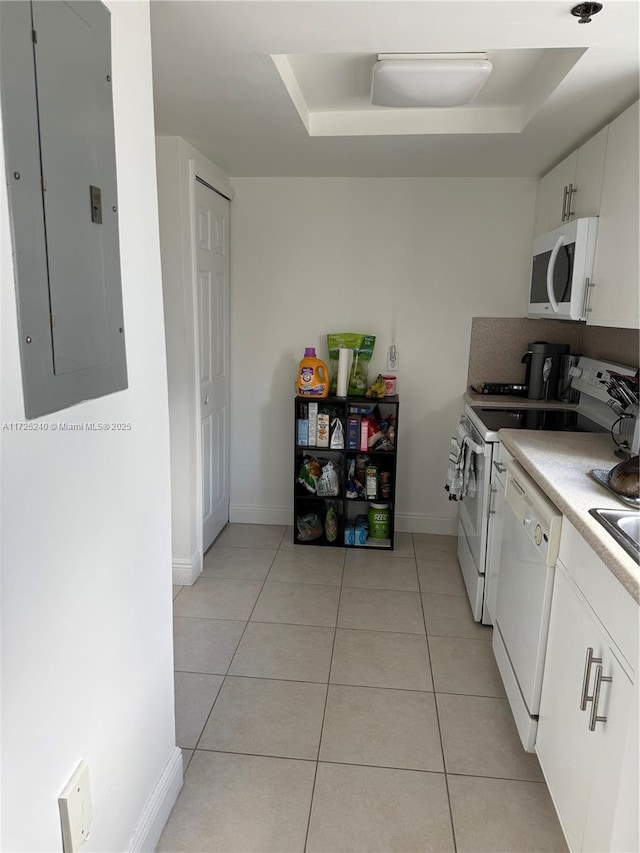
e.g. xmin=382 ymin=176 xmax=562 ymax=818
xmin=533 ymin=150 xmax=577 ymax=237
xmin=587 ymin=101 xmax=639 ymax=328
xmin=573 ymin=126 xmax=608 ymax=220
xmin=533 ymin=127 xmax=609 ymax=238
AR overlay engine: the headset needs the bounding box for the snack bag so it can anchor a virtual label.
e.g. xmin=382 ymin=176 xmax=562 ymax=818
xmin=325 ymin=503 xmax=338 ymax=542
xmin=296 ymin=513 xmax=323 ymax=541
xmin=327 ymin=333 xmax=376 ymax=395
xmin=316 ymin=461 xmax=340 ymax=497
xmin=297 ymin=456 xmax=321 ymax=493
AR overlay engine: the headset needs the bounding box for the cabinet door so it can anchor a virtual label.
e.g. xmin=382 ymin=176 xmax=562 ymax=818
xmin=582 ymin=645 xmax=635 ymax=853
xmin=573 ymin=126 xmax=608 ymax=220
xmin=588 ymin=101 xmax=639 ymax=328
xmin=536 ymin=563 xmax=599 ymax=852
xmin=533 ymin=151 xmax=577 ymax=237
xmin=537 ymin=562 xmax=635 ymax=853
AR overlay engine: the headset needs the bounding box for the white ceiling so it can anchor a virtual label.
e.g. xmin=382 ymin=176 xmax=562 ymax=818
xmin=150 ymin=0 xmax=640 ymax=177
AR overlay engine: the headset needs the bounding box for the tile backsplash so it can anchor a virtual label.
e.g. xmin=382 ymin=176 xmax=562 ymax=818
xmin=467 ymin=318 xmax=638 ymax=390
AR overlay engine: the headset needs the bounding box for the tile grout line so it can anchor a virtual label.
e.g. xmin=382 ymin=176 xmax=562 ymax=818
xmin=189 ymin=547 xmax=280 ymax=754
xmin=173 ymin=668 xmax=505 ymax=700
xmin=302 ymin=547 xmax=345 ymax=853
xmin=417 ymin=545 xmax=459 ymax=853
xmin=173 ymin=612 xmax=492 ymax=642
xmin=178 ymin=530 xmax=322 ymax=762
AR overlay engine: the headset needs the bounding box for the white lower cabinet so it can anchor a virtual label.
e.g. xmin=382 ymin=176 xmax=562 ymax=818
xmin=536 ymin=525 xmax=638 ymax=853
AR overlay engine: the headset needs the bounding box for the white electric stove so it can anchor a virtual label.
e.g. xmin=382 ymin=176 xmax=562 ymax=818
xmin=455 ymin=356 xmax=638 ymax=623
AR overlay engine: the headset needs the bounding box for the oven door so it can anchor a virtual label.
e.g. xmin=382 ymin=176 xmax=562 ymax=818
xmin=456 ymin=417 xmax=492 ymax=620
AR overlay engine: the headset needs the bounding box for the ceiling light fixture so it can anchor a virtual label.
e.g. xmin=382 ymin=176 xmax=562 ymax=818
xmin=371 ymin=53 xmax=493 ymax=108
xmin=571 ymin=3 xmax=603 ymax=23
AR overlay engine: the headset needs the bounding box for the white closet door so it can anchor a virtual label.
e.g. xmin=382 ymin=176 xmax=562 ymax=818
xmin=195 ymin=179 xmax=230 ymax=551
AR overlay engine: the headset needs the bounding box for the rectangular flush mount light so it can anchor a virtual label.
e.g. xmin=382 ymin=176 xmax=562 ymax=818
xmin=371 ymin=53 xmax=492 ymax=108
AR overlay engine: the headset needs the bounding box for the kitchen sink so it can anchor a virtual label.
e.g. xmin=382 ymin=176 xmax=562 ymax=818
xmin=589 ymin=508 xmax=640 ymax=561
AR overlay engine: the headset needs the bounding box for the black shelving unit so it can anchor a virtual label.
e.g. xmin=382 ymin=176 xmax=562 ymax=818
xmin=293 ymin=395 xmax=399 ymax=550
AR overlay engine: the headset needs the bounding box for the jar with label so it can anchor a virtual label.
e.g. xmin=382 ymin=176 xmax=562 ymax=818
xmin=368 ymin=503 xmax=390 ymax=539
xmin=378 ymin=471 xmax=391 ymax=499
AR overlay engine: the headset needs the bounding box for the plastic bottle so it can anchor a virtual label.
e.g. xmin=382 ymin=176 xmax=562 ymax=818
xmin=368 ymin=503 xmax=390 ymax=539
xmin=296 ymin=347 xmax=329 ymax=398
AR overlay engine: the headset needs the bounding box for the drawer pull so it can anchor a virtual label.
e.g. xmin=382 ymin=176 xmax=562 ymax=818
xmin=493 ymin=461 xmax=506 ymax=474
xmin=580 ymin=647 xmax=601 ymax=711
xmin=588 ymin=664 xmax=612 ymax=732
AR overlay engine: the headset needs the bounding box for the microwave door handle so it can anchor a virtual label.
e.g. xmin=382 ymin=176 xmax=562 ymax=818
xmin=546 ymin=234 xmax=565 ymax=313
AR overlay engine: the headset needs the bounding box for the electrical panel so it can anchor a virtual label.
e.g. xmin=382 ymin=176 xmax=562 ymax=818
xmin=0 ymin=0 xmax=127 ymax=418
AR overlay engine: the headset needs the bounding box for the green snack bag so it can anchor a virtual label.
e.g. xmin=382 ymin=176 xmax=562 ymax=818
xmin=325 ymin=503 xmax=338 ymax=542
xmin=326 ymin=333 xmax=376 ymax=395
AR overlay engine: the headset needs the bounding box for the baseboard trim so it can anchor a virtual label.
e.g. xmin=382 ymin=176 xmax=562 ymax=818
xmin=228 ymin=505 xmax=457 ymax=536
xmin=229 ymin=504 xmax=291 ymax=526
xmin=172 ymin=551 xmax=202 ymax=586
xmin=125 ymin=746 xmax=183 ymax=853
xmin=395 ymin=513 xmax=458 ymax=536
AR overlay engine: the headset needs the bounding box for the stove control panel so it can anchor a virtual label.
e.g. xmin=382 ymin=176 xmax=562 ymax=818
xmin=572 ymin=356 xmax=637 ymax=404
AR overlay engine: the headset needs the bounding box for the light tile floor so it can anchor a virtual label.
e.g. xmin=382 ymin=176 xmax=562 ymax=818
xmin=159 ymin=525 xmax=567 ymax=853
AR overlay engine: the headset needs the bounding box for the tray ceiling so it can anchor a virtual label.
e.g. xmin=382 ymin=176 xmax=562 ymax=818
xmin=151 ymin=1 xmax=640 ymax=177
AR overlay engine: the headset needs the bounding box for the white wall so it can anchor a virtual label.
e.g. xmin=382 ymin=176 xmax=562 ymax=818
xmin=155 ymin=136 xmax=232 ymax=584
xmin=1 ymin=3 xmax=178 ymax=850
xmin=229 ymin=177 xmax=537 ymax=533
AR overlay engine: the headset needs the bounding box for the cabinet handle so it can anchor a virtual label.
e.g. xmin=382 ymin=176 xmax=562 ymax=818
xmin=493 ymin=461 xmax=506 ymax=474
xmin=488 ymin=486 xmax=497 ymax=515
xmin=561 ymin=185 xmax=569 ymax=222
xmin=588 ymin=664 xmax=612 ymax=731
xmin=581 ymin=277 xmax=590 ymax=318
xmin=511 ymin=478 xmax=525 ymax=497
xmin=582 ymin=277 xmax=595 ymax=315
xmin=565 ymin=183 xmax=576 ymax=219
xmin=580 ymin=647 xmax=602 ymax=710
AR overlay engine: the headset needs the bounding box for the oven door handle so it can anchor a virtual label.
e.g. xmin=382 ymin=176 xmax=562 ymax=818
xmin=464 ymin=436 xmax=487 ymax=456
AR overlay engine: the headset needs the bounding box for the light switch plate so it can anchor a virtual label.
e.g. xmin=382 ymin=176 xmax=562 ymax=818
xmin=59 ymin=761 xmax=92 ymax=852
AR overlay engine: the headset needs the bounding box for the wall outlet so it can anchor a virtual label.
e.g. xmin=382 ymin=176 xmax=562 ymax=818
xmin=387 ymin=346 xmax=399 ymax=372
xmin=59 ymin=761 xmax=92 ymax=852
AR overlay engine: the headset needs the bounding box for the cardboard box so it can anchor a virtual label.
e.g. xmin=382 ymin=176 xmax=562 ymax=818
xmin=346 ymin=415 xmax=360 ymax=450
xmin=344 ymin=521 xmax=355 ymax=546
xmin=360 ymin=416 xmax=369 ymax=452
xmin=317 ymin=412 xmax=330 ymax=448
xmin=365 ymin=466 xmax=378 ymax=499
xmin=308 ymin=402 xmax=318 ymax=446
xmin=355 ymin=514 xmax=368 ymax=545
xmin=297 ymin=419 xmax=308 ymax=446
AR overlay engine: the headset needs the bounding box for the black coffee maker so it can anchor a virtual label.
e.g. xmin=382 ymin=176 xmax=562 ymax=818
xmin=521 ymin=341 xmax=571 ymax=401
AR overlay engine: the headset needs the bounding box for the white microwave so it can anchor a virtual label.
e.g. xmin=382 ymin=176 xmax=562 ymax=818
xmin=528 ymin=217 xmax=598 ymax=321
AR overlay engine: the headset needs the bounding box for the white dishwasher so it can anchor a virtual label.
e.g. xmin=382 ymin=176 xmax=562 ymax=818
xmin=492 ymin=460 xmax=562 ymax=752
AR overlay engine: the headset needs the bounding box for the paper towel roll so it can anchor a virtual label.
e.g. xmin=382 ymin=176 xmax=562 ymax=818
xmin=336 ymin=347 xmax=351 ymax=397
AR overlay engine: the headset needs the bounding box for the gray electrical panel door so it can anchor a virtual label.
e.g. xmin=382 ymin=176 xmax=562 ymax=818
xmin=0 ymin=0 xmax=127 ymax=418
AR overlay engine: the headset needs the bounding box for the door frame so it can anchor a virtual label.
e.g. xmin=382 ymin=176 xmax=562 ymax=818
xmin=155 ymin=136 xmax=233 ymax=586
xmin=187 ymin=159 xmax=232 ymax=572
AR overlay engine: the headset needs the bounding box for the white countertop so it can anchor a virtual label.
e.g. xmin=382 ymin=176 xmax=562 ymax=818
xmin=498 ymin=430 xmax=639 ymax=604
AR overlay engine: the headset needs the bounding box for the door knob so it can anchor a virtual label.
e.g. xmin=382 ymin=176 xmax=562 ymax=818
xmin=204 ymin=396 xmax=209 ymax=405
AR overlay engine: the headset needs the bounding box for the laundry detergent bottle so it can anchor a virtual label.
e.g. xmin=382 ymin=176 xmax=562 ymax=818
xmin=296 ymin=348 xmax=329 ymax=398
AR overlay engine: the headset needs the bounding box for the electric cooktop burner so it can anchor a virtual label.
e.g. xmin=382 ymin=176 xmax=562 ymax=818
xmin=475 ymin=408 xmax=607 ymax=434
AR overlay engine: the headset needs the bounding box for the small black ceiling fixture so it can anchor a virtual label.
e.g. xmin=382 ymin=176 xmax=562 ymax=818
xmin=571 ymin=2 xmax=603 ymax=23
